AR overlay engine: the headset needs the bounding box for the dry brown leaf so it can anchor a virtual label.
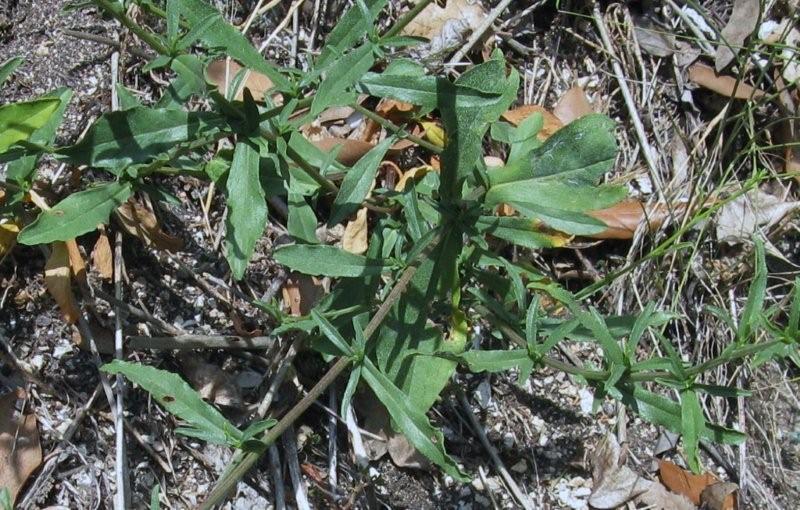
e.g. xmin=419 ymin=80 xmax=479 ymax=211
xmin=715 ymin=0 xmax=760 ymax=71
xmin=45 ymin=242 xmax=81 ymax=325
xmin=554 ymin=86 xmax=594 ymax=125
xmin=716 ymin=188 xmax=800 ymax=243
xmin=590 ymin=434 xmax=696 ymax=510
xmin=71 ymin=318 xmax=115 ymax=354
xmin=635 ymin=24 xmax=676 ymax=57
xmin=91 ymin=232 xmax=113 ymax=279
xmin=501 ymin=105 xmax=563 ymax=141
xmin=688 ymin=63 xmax=766 ymax=100
xmin=359 ymin=392 xmax=429 ymax=469
xmin=700 ymin=481 xmax=738 ymax=510
xmin=0 ymin=388 xmax=42 ymax=505
xmin=312 ymin=138 xmax=376 ymax=166
xmin=178 ymin=354 xmax=242 ymax=408
xmin=206 ymin=59 xmax=275 ymax=102
xmin=65 ymin=239 xmax=86 ymax=283
xmin=587 ymin=200 xmax=682 ymax=240
xmin=342 ymin=207 xmax=369 ymax=254
xmin=282 ymin=273 xmax=325 ymax=316
xmin=0 ymin=220 xmax=20 ymax=257
xmin=401 ymin=0 xmax=486 ymax=56
xmin=116 ymin=199 xmax=183 ymax=252
xmin=658 ymin=459 xmax=721 ymax=505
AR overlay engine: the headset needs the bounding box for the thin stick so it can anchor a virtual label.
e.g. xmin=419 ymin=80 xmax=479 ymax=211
xmin=448 ymin=0 xmax=514 ymax=65
xmin=456 ymin=389 xmax=535 ymax=510
xmin=344 ymin=406 xmax=369 ymax=469
xmin=128 ymin=334 xmax=276 ymax=350
xmin=592 ymin=4 xmax=665 ymax=201
xmin=282 ymin=426 xmax=311 ymax=510
xmin=327 ymin=389 xmax=339 ymax=500
xmin=268 ymin=445 xmax=286 ymax=510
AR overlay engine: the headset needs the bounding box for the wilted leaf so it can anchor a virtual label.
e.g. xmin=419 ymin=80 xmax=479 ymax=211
xmin=502 ymin=105 xmax=562 ymax=141
xmin=401 ymin=0 xmax=486 ymax=56
xmin=715 ymin=0 xmax=760 ymax=71
xmin=716 ymin=189 xmax=800 ymax=243
xmin=0 ymin=389 xmax=42 ymax=505
xmin=44 ymin=242 xmax=81 ymax=324
xmin=116 ymin=199 xmax=183 ymax=252
xmin=587 ymin=200 xmax=684 ymax=239
xmin=179 ymin=355 xmax=243 ymax=408
xmin=282 ymin=273 xmax=325 ymax=316
xmin=590 ymin=434 xmax=696 ymax=510
xmin=92 ymin=232 xmax=113 ymax=279
xmin=658 ymin=460 xmax=723 ymax=505
xmin=688 ymin=63 xmax=765 ymax=100
xmin=206 ymin=59 xmax=275 ymax=102
xmin=342 ymin=207 xmax=369 ymax=254
xmin=553 ymin=86 xmax=594 ymax=125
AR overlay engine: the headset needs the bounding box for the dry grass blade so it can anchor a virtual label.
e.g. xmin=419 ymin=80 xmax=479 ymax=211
xmin=688 ymin=63 xmax=766 ymax=100
xmin=44 ymin=241 xmax=81 ymax=324
xmin=0 ymin=388 xmax=42 ymax=505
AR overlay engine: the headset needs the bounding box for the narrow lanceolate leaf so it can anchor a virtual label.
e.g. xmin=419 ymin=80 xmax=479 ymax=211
xmin=0 ymin=98 xmax=61 ymax=153
xmin=451 ymin=349 xmax=534 ymax=375
xmin=0 ymin=56 xmax=23 ymax=86
xmin=362 ymin=358 xmax=468 ymax=481
xmin=476 ymin=216 xmax=570 ymax=248
xmin=312 ymin=43 xmax=375 ymax=116
xmin=101 ymin=360 xmax=242 ymax=446
xmin=171 ymin=0 xmax=290 ymax=92
xmin=225 ymin=140 xmax=267 ymax=280
xmin=18 ymin=181 xmax=133 ymax=245
xmin=57 ymin=108 xmax=226 ymax=174
xmin=273 ymin=244 xmax=390 ymax=277
xmin=7 ymin=88 xmax=73 ymax=185
xmin=317 ymin=0 xmax=388 ymax=68
xmin=329 ymin=136 xmax=394 ymax=225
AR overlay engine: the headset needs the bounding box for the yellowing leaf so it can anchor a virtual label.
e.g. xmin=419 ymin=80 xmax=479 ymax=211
xmin=0 ymin=221 xmax=20 ymax=257
xmin=420 ymin=121 xmax=446 ymax=148
xmin=342 ymin=207 xmax=369 ymax=254
xmin=396 ymin=166 xmax=434 ymax=192
xmin=44 ymin=242 xmax=81 ymax=325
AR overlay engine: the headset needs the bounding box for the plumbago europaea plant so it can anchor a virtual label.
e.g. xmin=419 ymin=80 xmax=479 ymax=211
xmin=1 ymin=0 xmax=794 ymax=505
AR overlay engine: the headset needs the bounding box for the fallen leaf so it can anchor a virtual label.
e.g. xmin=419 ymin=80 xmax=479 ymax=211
xmin=715 ymin=0 xmax=760 ymax=71
xmin=0 ymin=389 xmax=42 ymax=505
xmin=359 ymin=391 xmax=430 ymax=469
xmin=716 ymin=188 xmax=800 ymax=243
xmin=65 ymin=239 xmax=86 ymax=284
xmin=282 ymin=273 xmax=325 ymax=316
xmin=312 ymin=138 xmax=376 ymax=166
xmin=45 ymin=242 xmax=81 ymax=324
xmin=116 ymin=199 xmax=183 ymax=252
xmin=342 ymin=207 xmax=369 ymax=254
xmin=635 ymin=23 xmax=676 ymax=57
xmin=91 ymin=232 xmax=113 ymax=279
xmin=590 ymin=434 xmax=696 ymax=510
xmin=0 ymin=220 xmax=20 ymax=257
xmin=206 ymin=59 xmax=275 ymax=102
xmin=700 ymin=481 xmax=739 ymax=510
xmin=401 ymin=0 xmax=486 ymax=57
xmin=587 ymin=200 xmax=683 ymax=239
xmin=71 ymin=318 xmax=115 ymax=354
xmin=396 ymin=165 xmax=435 ymax=192
xmin=688 ymin=63 xmax=766 ymax=100
xmin=178 ymin=354 xmax=242 ymax=408
xmin=501 ymin=105 xmax=563 ymax=141
xmin=554 ymin=86 xmax=594 ymax=125
xmin=658 ymin=459 xmax=719 ymax=505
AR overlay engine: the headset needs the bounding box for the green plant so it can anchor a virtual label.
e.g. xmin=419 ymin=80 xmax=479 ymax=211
xmin=0 ymin=0 xmax=791 ymax=506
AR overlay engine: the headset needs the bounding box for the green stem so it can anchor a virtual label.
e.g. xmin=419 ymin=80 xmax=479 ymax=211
xmin=200 ymin=234 xmax=441 ymax=509
xmin=94 ymin=0 xmax=170 ymax=55
xmin=352 ymin=103 xmax=443 ymax=154
xmin=688 ymin=340 xmax=783 ymax=377
xmin=381 ymin=0 xmax=435 ymax=39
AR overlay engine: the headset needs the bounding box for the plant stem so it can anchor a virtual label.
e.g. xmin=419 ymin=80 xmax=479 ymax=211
xmin=94 ymin=0 xmax=170 ymax=56
xmin=200 ymin=235 xmax=439 ymax=509
xmin=352 ymin=103 xmax=443 ymax=154
xmin=381 ymin=0 xmax=434 ymax=39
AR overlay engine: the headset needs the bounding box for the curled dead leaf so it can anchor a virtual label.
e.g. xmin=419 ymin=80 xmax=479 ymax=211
xmin=45 ymin=242 xmax=81 ymax=325
xmin=401 ymin=0 xmax=487 ymax=57
xmin=206 ymin=59 xmax=275 ymax=102
xmin=342 ymin=207 xmax=369 ymax=255
xmin=178 ymin=354 xmax=242 ymax=408
xmin=501 ymin=105 xmax=563 ymax=141
xmin=116 ymin=199 xmax=183 ymax=252
xmin=0 ymin=388 xmax=42 ymax=505
xmin=553 ymin=86 xmax=594 ymax=125
xmin=91 ymin=232 xmax=113 ymax=279
xmin=688 ymin=63 xmax=766 ymax=100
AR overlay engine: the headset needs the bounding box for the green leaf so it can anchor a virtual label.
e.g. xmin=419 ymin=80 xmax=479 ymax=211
xmin=115 ymin=84 xmax=143 ymax=110
xmin=57 ymin=107 xmax=226 ymax=174
xmin=451 ymin=349 xmax=534 ymax=376
xmin=150 ymin=484 xmax=161 ymax=510
xmin=311 ymin=309 xmax=353 ymax=356
xmin=101 ymin=359 xmax=242 ymax=446
xmin=737 ymin=236 xmax=766 ymax=343
xmin=274 ymin=244 xmax=390 ymax=277
xmin=225 ymin=139 xmax=267 ymax=280
xmin=287 ymin=192 xmax=318 ymax=243
xmin=312 ymin=43 xmax=375 ymax=116
xmin=475 ymin=216 xmax=569 ymax=249
xmin=362 ymin=358 xmax=467 ymax=481
xmin=171 ymin=0 xmax=290 ymax=91
xmin=158 ymin=54 xmax=207 ymax=109
xmin=357 ymin=74 xmax=501 ymax=110
xmin=0 ymin=98 xmax=61 ymax=154
xmin=317 ymin=0 xmax=388 ymax=68
xmin=680 ymin=388 xmax=703 ymax=472
xmin=18 ymin=181 xmax=133 ymax=245
xmin=0 ymin=56 xmax=23 ymax=86
xmin=329 ymin=136 xmax=394 ymax=225
xmin=6 ymin=88 xmax=72 ymax=185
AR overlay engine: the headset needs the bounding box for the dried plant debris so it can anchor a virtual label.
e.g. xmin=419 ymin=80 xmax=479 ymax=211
xmin=715 ymin=0 xmax=760 ymax=71
xmin=0 ymin=389 xmax=42 ymax=506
